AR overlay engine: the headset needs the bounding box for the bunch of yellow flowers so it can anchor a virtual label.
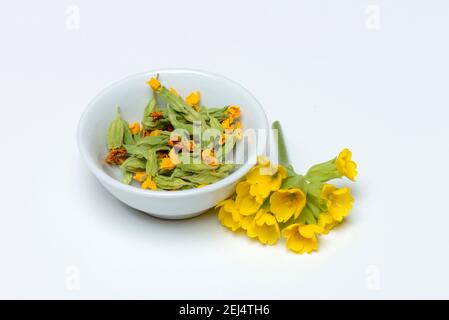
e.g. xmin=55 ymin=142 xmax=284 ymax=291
xmin=216 ymin=121 xmax=358 ymax=254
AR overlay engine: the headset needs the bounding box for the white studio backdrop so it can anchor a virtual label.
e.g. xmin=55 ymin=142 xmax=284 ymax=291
xmin=0 ymin=0 xmax=448 ymax=299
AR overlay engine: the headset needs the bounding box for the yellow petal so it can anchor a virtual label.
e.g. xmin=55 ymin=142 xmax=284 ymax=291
xmin=318 ymin=212 xmax=337 ymax=234
xmin=160 ymin=157 xmax=176 ymax=170
xmin=141 ymin=177 xmax=157 ymax=190
xmin=285 ymin=233 xmax=305 ymax=253
xmin=147 ymin=77 xmax=161 ymax=91
xmin=281 ymin=224 xmax=299 ymax=238
xmin=221 ymin=118 xmax=234 ymax=129
xmin=298 ymin=224 xmax=323 ymax=239
xmin=218 ymin=206 xmax=240 ymax=231
xmin=129 ymin=122 xmax=141 ymax=134
xmin=185 ymin=91 xmax=200 ymax=106
xmin=227 ymin=105 xmax=240 ymax=119
xmin=336 ymin=148 xmax=358 ymax=181
xmin=133 ymin=171 xmax=147 ymax=182
xmin=252 ymin=210 xmax=280 ymax=245
xmin=236 ymin=195 xmax=262 ymax=215
xmin=270 ymin=189 xmax=306 ymax=222
xmin=236 ymin=181 xmax=251 ymax=196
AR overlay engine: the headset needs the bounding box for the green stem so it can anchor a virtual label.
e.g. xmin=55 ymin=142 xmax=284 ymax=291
xmin=272 ymin=120 xmax=289 ymax=166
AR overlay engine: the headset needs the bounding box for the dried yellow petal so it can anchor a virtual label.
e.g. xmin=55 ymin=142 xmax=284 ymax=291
xmin=148 ymin=77 xmax=161 ymax=91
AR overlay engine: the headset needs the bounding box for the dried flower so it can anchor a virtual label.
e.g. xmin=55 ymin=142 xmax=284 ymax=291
xmin=105 ymin=148 xmax=127 ymax=165
xmin=147 ymin=77 xmax=161 ymax=91
xmin=185 ymin=91 xmax=201 ymax=109
xmin=129 ymin=122 xmax=141 ymax=134
xmin=150 ymin=111 xmax=164 ymax=121
xmin=105 ymin=77 xmax=241 ymax=191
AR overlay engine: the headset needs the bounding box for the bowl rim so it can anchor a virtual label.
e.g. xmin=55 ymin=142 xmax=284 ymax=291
xmin=77 ymin=68 xmax=268 ymax=198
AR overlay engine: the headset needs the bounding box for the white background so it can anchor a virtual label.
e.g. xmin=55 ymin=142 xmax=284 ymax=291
xmin=1 ymin=0 xmax=448 ymax=299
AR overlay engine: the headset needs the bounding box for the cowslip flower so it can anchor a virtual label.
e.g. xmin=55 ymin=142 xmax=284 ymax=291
xmin=321 ymin=184 xmax=354 ymax=222
xmin=282 ymin=224 xmax=323 ymax=254
xmin=235 ymin=181 xmax=263 ymax=215
xmin=160 ymin=156 xmax=176 ymax=170
xmin=317 ymin=212 xmax=338 ymax=234
xmin=141 ymin=176 xmax=157 ymax=190
xmin=133 ymin=171 xmax=147 ymax=182
xmin=245 ymin=208 xmax=280 ymax=245
xmin=134 ymin=171 xmax=157 ymax=190
xmin=246 ymin=158 xmax=287 ymax=193
xmin=305 ymin=148 xmax=358 ymax=183
xmin=185 ymin=91 xmax=200 ymax=109
xmin=221 ymin=118 xmax=234 ymax=130
xmin=215 ymin=121 xmax=357 ymax=254
xmin=216 ymin=199 xmax=242 ymax=231
xmin=148 ymin=77 xmax=161 ymax=91
xmin=270 ymin=188 xmax=306 ymax=223
xmin=244 ymin=156 xmax=287 ymax=201
xmin=336 ymin=148 xmax=358 ymax=181
xmin=105 ymin=148 xmax=127 ymax=165
xmin=227 ymin=105 xmax=240 ymax=122
xmin=129 ymin=122 xmax=141 ymax=135
xmin=249 ymin=183 xmax=271 ymax=203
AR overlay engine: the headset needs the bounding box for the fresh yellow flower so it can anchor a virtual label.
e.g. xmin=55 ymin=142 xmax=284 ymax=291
xmin=246 ymin=163 xmax=287 ymax=192
xmin=148 ymin=77 xmax=161 ymax=91
xmin=282 ymin=224 xmax=323 ymax=254
xmin=321 ymin=184 xmax=353 ymax=222
xmin=256 ymin=155 xmax=270 ymax=166
xmin=239 ymin=215 xmax=255 ymax=231
xmin=317 ymin=212 xmax=338 ymax=234
xmin=160 ymin=156 xmax=176 ymax=170
xmin=216 ymin=199 xmax=242 ymax=231
xmin=169 ymin=87 xmax=179 ymax=96
xmin=235 ymin=181 xmax=263 ymax=215
xmin=246 ymin=209 xmax=280 ymax=245
xmin=185 ymin=91 xmax=200 ymax=109
xmin=129 ymin=122 xmax=141 ymax=134
xmin=141 ymin=176 xmax=157 ymax=190
xmin=336 ymin=148 xmax=357 ymax=181
xmin=133 ymin=171 xmax=147 ymax=182
xmin=269 ymin=188 xmax=306 ymax=222
xmin=249 ymin=183 xmax=271 ymax=202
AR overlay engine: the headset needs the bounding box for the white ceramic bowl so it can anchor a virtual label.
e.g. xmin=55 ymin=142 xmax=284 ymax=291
xmin=77 ymin=69 xmax=268 ymax=219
